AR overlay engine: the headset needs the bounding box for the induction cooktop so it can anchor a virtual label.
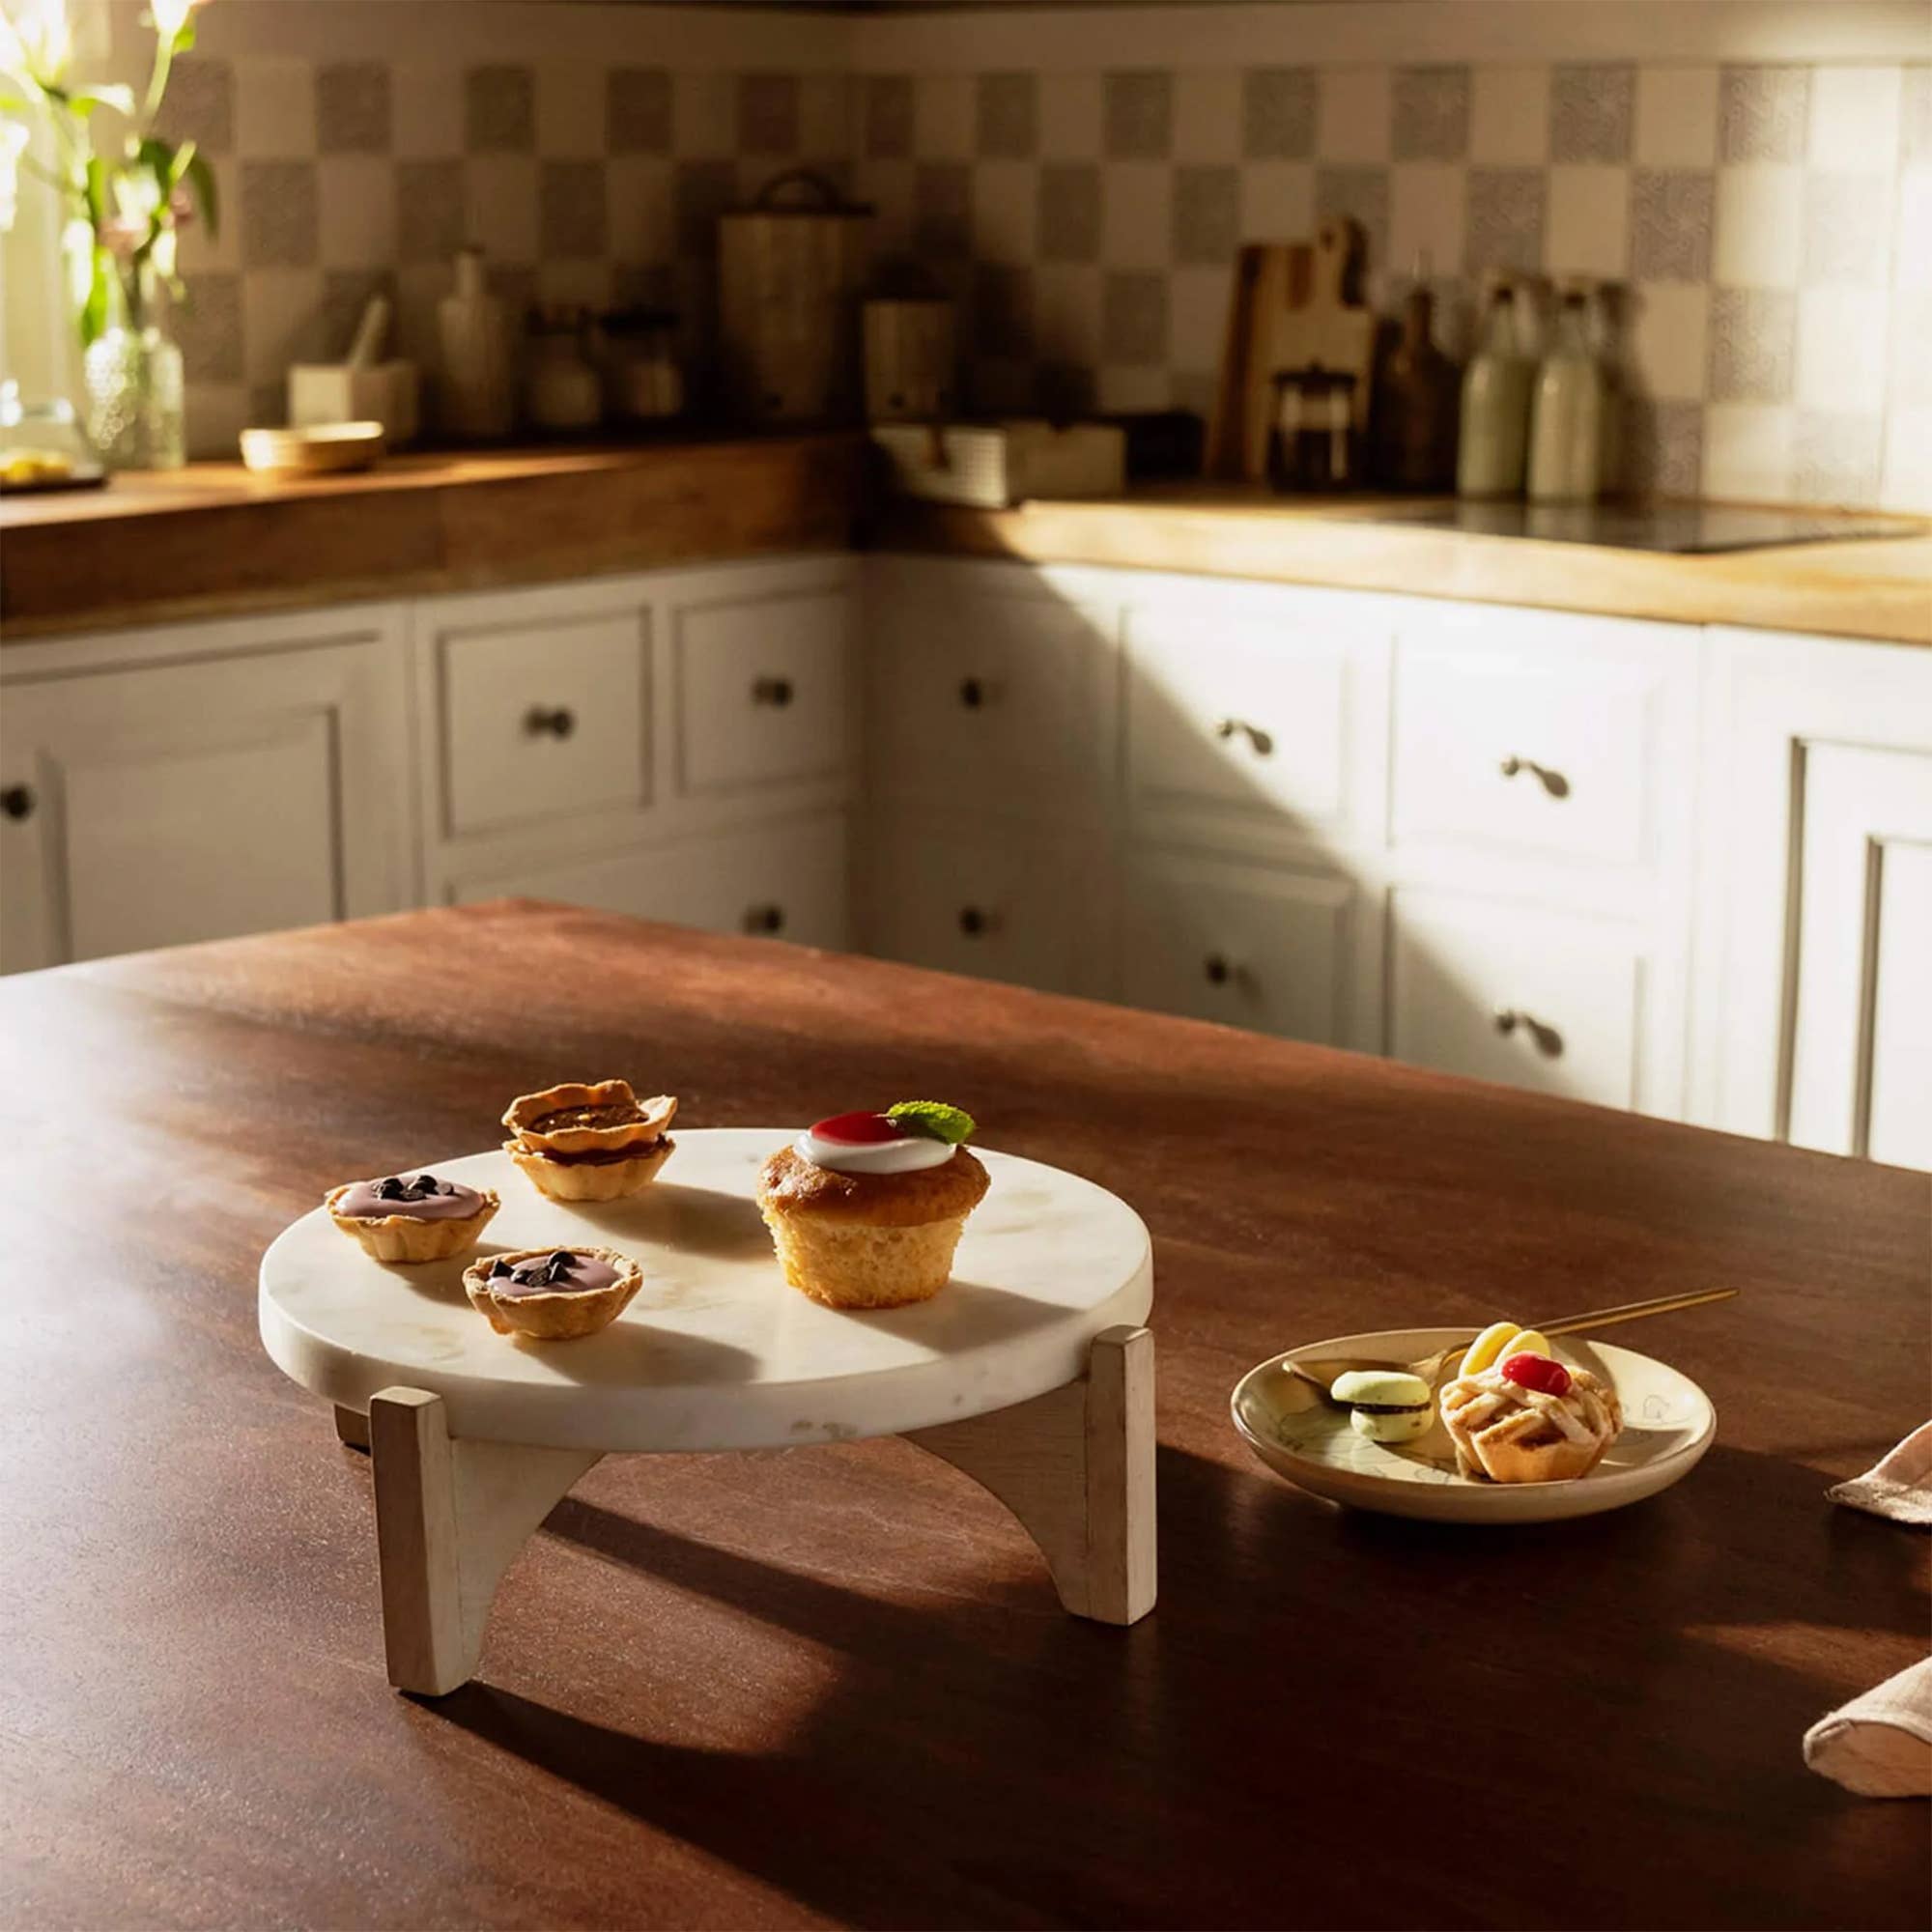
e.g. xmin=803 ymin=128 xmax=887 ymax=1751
xmin=1338 ymin=499 xmax=1923 ymax=554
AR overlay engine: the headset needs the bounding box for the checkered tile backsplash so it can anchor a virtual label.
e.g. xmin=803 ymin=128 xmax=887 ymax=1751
xmin=169 ymin=49 xmax=1929 ymax=509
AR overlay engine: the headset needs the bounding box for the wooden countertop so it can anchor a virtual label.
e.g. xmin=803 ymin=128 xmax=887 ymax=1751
xmin=3 ymin=902 xmax=1925 ymax=1930
xmin=0 ymin=434 xmax=863 ymax=640
xmin=875 ymin=485 xmax=1932 ymax=647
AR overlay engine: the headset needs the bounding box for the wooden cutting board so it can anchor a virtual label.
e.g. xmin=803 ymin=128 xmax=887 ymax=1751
xmin=1271 ymin=216 xmax=1377 ymax=434
xmin=1204 ymin=242 xmax=1311 ymax=481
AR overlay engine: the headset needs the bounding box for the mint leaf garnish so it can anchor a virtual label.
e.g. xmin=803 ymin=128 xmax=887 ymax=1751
xmin=887 ymin=1101 xmax=976 ymax=1145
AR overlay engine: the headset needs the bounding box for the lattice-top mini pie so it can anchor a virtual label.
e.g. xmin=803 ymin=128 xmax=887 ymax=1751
xmin=1440 ymin=1351 xmax=1623 ymax=1484
xmin=501 ymin=1078 xmax=677 ymax=1201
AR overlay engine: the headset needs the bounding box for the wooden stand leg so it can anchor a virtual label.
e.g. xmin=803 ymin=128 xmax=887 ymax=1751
xmin=368 ymin=1387 xmax=600 ymax=1696
xmin=904 ymin=1324 xmax=1155 ymax=1625
xmin=334 ymin=1405 xmax=370 ymax=1451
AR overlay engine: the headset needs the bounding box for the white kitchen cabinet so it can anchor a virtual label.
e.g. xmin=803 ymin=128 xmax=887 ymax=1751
xmin=867 ymin=558 xmax=1119 ymax=823
xmin=0 ymin=604 xmax=413 ymax=974
xmin=1696 ymin=629 xmax=1932 ymax=1168
xmin=864 ymin=810 xmax=1097 ymax=995
xmin=1123 ymin=579 xmax=1390 ymax=859
xmin=1123 ymin=847 xmax=1372 ymax=1049
xmin=449 ymin=812 xmax=850 ymax=951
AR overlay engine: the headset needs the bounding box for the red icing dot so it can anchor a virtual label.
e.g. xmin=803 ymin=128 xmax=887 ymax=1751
xmin=1501 ymin=1351 xmax=1572 ymax=1397
xmin=810 ymin=1110 xmax=904 ymax=1144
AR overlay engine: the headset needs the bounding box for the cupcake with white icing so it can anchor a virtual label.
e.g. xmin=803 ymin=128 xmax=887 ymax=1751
xmin=756 ymin=1103 xmax=990 ymax=1310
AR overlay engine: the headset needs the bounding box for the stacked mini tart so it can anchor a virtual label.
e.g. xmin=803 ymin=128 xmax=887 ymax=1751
xmin=501 ymin=1078 xmax=677 ymax=1201
xmin=756 ymin=1102 xmax=989 ymax=1309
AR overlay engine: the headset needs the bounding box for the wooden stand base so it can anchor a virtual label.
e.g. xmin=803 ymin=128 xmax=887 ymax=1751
xmin=358 ymin=1325 xmax=1155 ymax=1695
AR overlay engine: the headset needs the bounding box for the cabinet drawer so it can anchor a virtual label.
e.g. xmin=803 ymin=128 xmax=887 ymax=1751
xmin=1123 ymin=850 xmax=1358 ymax=1046
xmin=675 ymin=587 xmax=850 ymax=796
xmin=871 ymin=586 xmax=1115 ymax=808
xmin=440 ymin=610 xmax=649 ymax=837
xmin=1388 ymin=890 xmax=1643 ymax=1109
xmin=1125 ymin=607 xmax=1364 ymax=838
xmin=451 ymin=813 xmax=848 ymax=949
xmin=866 ymin=814 xmax=1086 ymax=994
xmin=1392 ymin=644 xmax=1659 ymax=868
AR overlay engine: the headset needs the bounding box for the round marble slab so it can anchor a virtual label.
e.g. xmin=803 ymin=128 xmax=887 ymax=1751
xmin=260 ymin=1131 xmax=1152 ymax=1452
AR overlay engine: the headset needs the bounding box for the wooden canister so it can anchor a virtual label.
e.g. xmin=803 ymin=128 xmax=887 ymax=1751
xmin=862 ymin=298 xmax=957 ymax=421
xmin=719 ymin=169 xmax=872 ymax=425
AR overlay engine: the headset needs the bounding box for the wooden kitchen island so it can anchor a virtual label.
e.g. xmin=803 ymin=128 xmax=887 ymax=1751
xmin=1 ymin=902 xmax=1925 ymax=1931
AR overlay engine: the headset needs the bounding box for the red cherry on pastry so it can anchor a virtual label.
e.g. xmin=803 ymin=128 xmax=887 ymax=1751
xmin=810 ymin=1110 xmax=905 ymax=1144
xmin=1501 ymin=1351 xmax=1573 ymax=1397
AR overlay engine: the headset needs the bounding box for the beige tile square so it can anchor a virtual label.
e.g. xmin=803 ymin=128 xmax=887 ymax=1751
xmin=800 ymin=73 xmax=854 ymax=160
xmin=236 ymin=59 xmax=316 ymax=159
xmin=1629 ymin=283 xmax=1710 ymax=401
xmin=1101 ymin=160 xmax=1173 ymax=268
xmin=1897 ymin=162 xmax=1932 ymax=289
xmin=1241 ymin=160 xmax=1314 ymax=240
xmin=915 ymin=73 xmax=975 ymax=161
xmin=1546 ymin=164 xmax=1630 ymax=277
xmin=1097 ymin=364 xmax=1170 ymax=411
xmin=391 ymin=64 xmax=461 ymax=161
xmin=242 ymin=266 xmax=326 ymax=383
xmin=1174 ymin=70 xmax=1241 ymax=163
xmin=1808 ymin=66 xmax=1902 ymax=172
xmin=1169 ymin=262 xmax=1231 ymax=370
xmin=1318 ymin=69 xmax=1391 ymax=164
xmin=465 ymin=156 xmax=539 ymax=266
xmin=1703 ymin=398 xmax=1794 ymax=500
xmin=972 ymin=160 xmax=1037 ymax=265
xmin=672 ymin=72 xmax=734 ymax=158
xmin=1389 ymin=162 xmax=1466 ymax=279
xmin=1880 ymin=405 xmax=1932 ymax=510
xmin=1470 ymin=66 xmax=1549 ymax=165
xmin=534 ymin=62 xmax=607 ymax=161
xmin=1796 ymin=287 xmax=1889 ymax=412
xmin=1634 ymin=66 xmax=1719 ymax=167
xmin=1032 ymin=262 xmax=1103 ymax=363
xmin=1038 ymin=74 xmax=1103 ymax=159
xmin=606 ymin=156 xmax=674 ymax=262
xmin=185 ymin=381 xmax=248 ymax=459
xmin=1713 ymin=163 xmax=1803 ymax=287
xmin=316 ymin=156 xmax=396 ymax=269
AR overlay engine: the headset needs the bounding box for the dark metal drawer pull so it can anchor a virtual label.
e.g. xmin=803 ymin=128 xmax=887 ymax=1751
xmin=1214 ymin=718 xmax=1274 ymax=757
xmin=523 ymin=705 xmax=577 ymax=740
xmin=959 ymin=677 xmax=986 ymax=710
xmin=958 ymin=905 xmax=990 ymax=937
xmin=0 ymin=783 xmax=35 ymax=821
xmin=1204 ymin=953 xmax=1232 ymax=985
xmin=743 ymin=904 xmax=785 ymax=935
xmin=1493 ymin=1008 xmax=1564 ymax=1057
xmin=753 ymin=676 xmax=794 ymax=708
xmin=1498 ymin=755 xmax=1569 ymax=799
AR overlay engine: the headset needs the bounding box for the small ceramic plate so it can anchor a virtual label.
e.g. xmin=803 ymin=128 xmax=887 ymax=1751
xmin=240 ymin=420 xmax=384 ymax=476
xmin=1231 ymin=1326 xmax=1716 ymax=1523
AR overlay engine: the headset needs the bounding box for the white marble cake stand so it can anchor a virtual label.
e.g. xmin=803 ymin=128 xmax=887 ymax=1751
xmin=260 ymin=1130 xmax=1155 ymax=1694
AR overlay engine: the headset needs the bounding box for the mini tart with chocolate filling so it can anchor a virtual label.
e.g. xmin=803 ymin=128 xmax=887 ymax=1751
xmin=327 ymin=1172 xmax=499 ymax=1264
xmin=462 ymin=1245 xmax=643 ymax=1341
xmin=501 ymin=1079 xmax=677 ymax=1201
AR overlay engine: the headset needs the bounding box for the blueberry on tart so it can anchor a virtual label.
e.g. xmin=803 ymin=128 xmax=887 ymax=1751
xmin=327 ymin=1172 xmax=500 ymax=1264
xmin=462 ymin=1245 xmax=644 ymax=1341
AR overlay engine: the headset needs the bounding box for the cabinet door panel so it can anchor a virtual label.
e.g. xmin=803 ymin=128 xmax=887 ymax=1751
xmin=440 ymin=611 xmax=649 ymax=837
xmin=866 ymin=816 xmax=1086 ymax=994
xmin=1 ymin=639 xmax=408 ymax=971
xmin=452 ymin=815 xmax=848 ymax=951
xmin=871 ymin=585 xmax=1115 ymax=810
xmin=675 ymin=587 xmax=850 ymax=795
xmin=1788 ymin=744 xmax=1932 ymax=1166
xmin=1123 ymin=851 xmax=1356 ymax=1045
xmin=1126 ymin=609 xmax=1359 ymax=838
xmin=1393 ymin=645 xmax=1659 ymax=868
xmin=1389 ymin=890 xmax=1644 ymax=1110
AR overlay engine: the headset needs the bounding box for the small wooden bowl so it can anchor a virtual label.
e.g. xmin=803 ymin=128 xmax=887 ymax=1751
xmin=240 ymin=420 xmax=385 ymax=476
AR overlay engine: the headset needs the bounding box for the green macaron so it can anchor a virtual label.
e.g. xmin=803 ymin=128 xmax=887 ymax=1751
xmin=1332 ymin=1369 xmax=1434 ymax=1443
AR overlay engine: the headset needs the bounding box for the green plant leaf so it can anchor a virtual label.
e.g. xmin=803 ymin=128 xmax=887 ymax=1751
xmin=886 ymin=1101 xmax=977 ymax=1145
xmin=182 ymin=144 xmax=214 ymax=233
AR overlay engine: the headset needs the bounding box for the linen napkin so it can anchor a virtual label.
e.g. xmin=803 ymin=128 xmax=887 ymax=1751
xmin=1828 ymin=1419 xmax=1932 ymax=1525
xmin=1804 ymin=1659 xmax=1932 ymax=1798
xmin=1804 ymin=1423 xmax=1932 ymax=1798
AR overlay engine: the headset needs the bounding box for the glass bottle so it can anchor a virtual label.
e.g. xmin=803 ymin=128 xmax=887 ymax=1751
xmin=1456 ymin=275 xmax=1533 ymax=498
xmin=1526 ymin=280 xmax=1604 ymax=505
